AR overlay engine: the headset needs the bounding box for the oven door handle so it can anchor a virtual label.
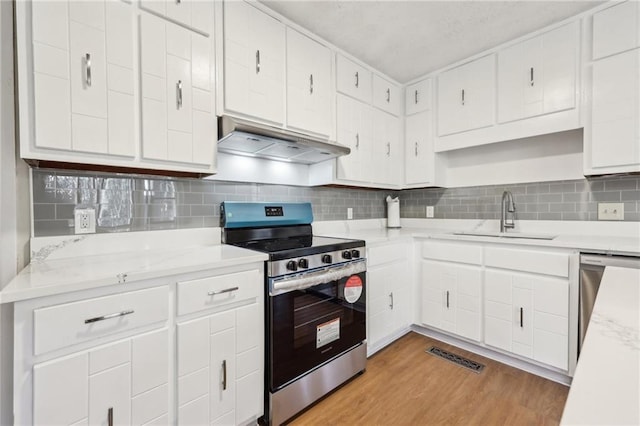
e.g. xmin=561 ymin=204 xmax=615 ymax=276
xmin=270 ymin=259 xmax=366 ymax=296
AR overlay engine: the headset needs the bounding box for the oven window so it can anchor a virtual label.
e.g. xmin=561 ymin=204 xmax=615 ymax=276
xmin=269 ymin=272 xmax=366 ymax=391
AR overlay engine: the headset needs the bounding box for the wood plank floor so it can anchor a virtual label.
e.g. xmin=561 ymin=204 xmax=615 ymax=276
xmin=289 ymin=332 xmax=569 ymax=425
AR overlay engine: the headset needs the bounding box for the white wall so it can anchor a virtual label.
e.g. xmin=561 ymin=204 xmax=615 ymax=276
xmin=440 ymin=129 xmax=584 ymax=188
xmin=1 ymin=1 xmax=30 ymax=423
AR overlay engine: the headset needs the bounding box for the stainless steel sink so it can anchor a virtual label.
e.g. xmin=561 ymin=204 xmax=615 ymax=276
xmin=452 ymin=231 xmax=557 ymax=240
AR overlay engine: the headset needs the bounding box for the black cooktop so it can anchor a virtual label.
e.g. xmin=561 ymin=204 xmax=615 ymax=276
xmin=230 ymin=235 xmax=364 ymax=261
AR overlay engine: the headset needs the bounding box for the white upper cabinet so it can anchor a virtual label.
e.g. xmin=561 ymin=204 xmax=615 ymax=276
xmin=592 ymin=1 xmax=640 ymax=60
xmin=372 ymin=74 xmax=402 ymax=116
xmin=223 ymin=1 xmax=285 ymax=125
xmin=497 ymin=22 xmax=578 ymax=124
xmin=405 ymin=110 xmax=435 ymax=186
xmin=286 ymin=28 xmax=333 ymax=137
xmin=371 ymin=109 xmax=402 ymax=186
xmin=30 ymin=0 xmax=134 ymax=157
xmin=140 ymin=0 xmax=213 ymax=35
xmin=140 ymin=13 xmax=215 ymax=167
xmin=437 ymin=54 xmax=495 ymax=136
xmin=405 ymin=78 xmax=432 ymax=116
xmin=336 ymin=94 xmax=373 ymax=183
xmin=336 ymin=54 xmax=372 ymax=103
xmin=586 ymin=49 xmax=640 ymax=173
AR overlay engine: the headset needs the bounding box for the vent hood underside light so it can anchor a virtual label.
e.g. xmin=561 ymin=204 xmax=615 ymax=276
xmin=217 ymin=116 xmax=350 ymax=165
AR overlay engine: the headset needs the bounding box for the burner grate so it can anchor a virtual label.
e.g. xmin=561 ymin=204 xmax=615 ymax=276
xmin=426 ymin=346 xmax=485 ymax=373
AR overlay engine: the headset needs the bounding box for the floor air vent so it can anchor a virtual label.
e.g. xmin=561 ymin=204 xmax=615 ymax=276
xmin=426 ymin=346 xmax=485 ymax=373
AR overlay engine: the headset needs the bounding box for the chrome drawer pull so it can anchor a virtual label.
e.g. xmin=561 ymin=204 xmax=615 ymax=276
xmin=520 ymin=307 xmax=524 ymax=328
xmin=355 ymin=133 xmax=359 ymax=149
xmin=389 ymin=292 xmax=394 ymax=309
xmin=85 ymin=310 xmax=134 ymax=324
xmin=256 ymin=50 xmax=260 ymax=74
xmin=415 ymin=89 xmax=418 ymax=104
xmin=446 ymin=290 xmax=450 ymax=308
xmin=176 ymin=80 xmax=183 ymax=110
xmin=208 ymin=286 xmax=239 ymax=296
xmin=530 ymin=67 xmax=534 ymax=87
xmin=414 ymin=142 xmax=418 ymax=156
xmin=386 ymin=88 xmax=390 ymax=102
xmin=309 ymin=74 xmax=314 ymax=94
xmin=85 ymin=53 xmax=92 ymax=87
xmin=222 ymin=360 xmax=227 ymax=390
xmin=355 ymin=71 xmax=359 ymax=88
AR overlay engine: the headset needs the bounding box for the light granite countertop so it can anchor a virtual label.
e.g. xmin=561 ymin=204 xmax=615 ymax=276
xmin=561 ymin=266 xmax=640 ymax=425
xmin=0 ymin=229 xmax=267 ymax=303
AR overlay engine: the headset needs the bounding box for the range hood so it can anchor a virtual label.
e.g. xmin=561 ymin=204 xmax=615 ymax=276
xmin=217 ymin=116 xmax=350 ymax=165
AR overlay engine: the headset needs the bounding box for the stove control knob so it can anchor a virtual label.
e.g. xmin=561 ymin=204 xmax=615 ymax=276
xmin=351 ymin=249 xmax=361 ymax=258
xmin=342 ymin=250 xmax=352 ymax=260
xmin=286 ymin=260 xmax=298 ymax=271
xmin=298 ymin=258 xmax=309 ymax=269
xmin=322 ymin=254 xmax=333 ymax=264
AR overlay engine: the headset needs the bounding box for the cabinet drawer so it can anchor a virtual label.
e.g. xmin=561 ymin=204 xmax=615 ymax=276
xmin=336 ymin=54 xmax=372 ymax=103
xmin=372 ymin=74 xmax=401 ymax=115
xmin=421 ymin=240 xmax=482 ymax=265
xmin=485 ymin=246 xmax=569 ymax=277
xmin=177 ymin=269 xmax=260 ymax=316
xmin=34 ymin=286 xmax=168 ymax=356
xmin=368 ymin=243 xmax=408 ymax=267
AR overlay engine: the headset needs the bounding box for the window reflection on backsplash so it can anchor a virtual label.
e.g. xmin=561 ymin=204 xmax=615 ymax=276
xmin=31 ymin=169 xmax=389 ymax=237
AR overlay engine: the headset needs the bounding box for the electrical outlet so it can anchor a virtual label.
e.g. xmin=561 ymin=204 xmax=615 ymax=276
xmin=426 ymin=206 xmax=434 ymax=218
xmin=347 ymin=207 xmax=353 ymax=220
xmin=74 ymin=208 xmax=96 ymax=234
xmin=598 ymin=203 xmax=624 ymax=221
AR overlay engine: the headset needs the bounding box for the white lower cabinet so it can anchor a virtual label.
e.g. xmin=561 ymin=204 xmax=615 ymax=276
xmin=33 ymin=328 xmax=169 ymax=425
xmin=367 ymin=242 xmax=411 ymax=355
xmin=420 ymin=260 xmax=482 ymax=342
xmin=484 ymin=269 xmax=569 ymax=370
xmin=15 ymin=264 xmax=265 ymax=426
xmin=176 ymin=267 xmax=264 ymax=426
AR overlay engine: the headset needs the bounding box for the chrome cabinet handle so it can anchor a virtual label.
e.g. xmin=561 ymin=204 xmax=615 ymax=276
xmin=386 ymin=88 xmax=390 ymax=103
xmin=389 ymin=292 xmax=394 ymax=309
xmin=310 ymin=74 xmax=313 ymax=94
xmin=355 ymin=133 xmax=359 ymax=149
xmin=85 ymin=53 xmax=91 ymax=87
xmin=222 ymin=360 xmax=227 ymax=390
xmin=176 ymin=80 xmax=183 ymax=110
xmin=446 ymin=291 xmax=450 ymax=308
xmin=85 ymin=310 xmax=134 ymax=324
xmin=461 ymin=89 xmax=465 ymax=105
xmin=414 ymin=142 xmax=418 ymax=157
xmin=176 ymin=0 xmax=181 ymax=3
xmin=519 ymin=307 xmax=524 ymax=328
xmin=414 ymin=89 xmax=418 ymax=105
xmin=108 ymin=407 xmax=113 ymax=426
xmin=208 ymin=286 xmax=239 ymax=296
xmin=530 ymin=67 xmax=534 ymax=87
xmin=386 ymin=142 xmax=390 ymax=156
xmin=355 ymin=71 xmax=359 ymax=88
xmin=256 ymin=50 xmax=260 ymax=74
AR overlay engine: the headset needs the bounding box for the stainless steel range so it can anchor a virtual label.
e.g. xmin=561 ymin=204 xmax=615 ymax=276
xmin=221 ymin=202 xmax=367 ymax=425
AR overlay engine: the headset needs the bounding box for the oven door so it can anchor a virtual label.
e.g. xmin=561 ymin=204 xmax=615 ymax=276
xmin=268 ymin=260 xmax=366 ymax=391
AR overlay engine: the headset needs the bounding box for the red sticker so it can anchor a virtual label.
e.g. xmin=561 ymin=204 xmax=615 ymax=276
xmin=344 ymin=275 xmax=363 ymax=303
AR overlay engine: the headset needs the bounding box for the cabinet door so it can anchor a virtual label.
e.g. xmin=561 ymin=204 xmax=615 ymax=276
xmin=286 ymin=28 xmax=332 ymax=137
xmin=141 ymin=13 xmax=214 ymax=166
xmin=34 ymin=353 xmax=89 ymax=425
xmin=210 ymin=327 xmax=236 ymax=422
xmin=589 ymin=49 xmax=640 ymax=171
xmin=511 ymin=279 xmax=534 ymax=359
xmin=336 ymin=54 xmax=372 ymax=103
xmin=368 ymin=263 xmax=395 ymax=347
xmin=224 ymin=1 xmax=285 ymax=124
xmin=420 ymin=260 xmax=445 ymax=329
xmin=485 ymin=269 xmax=513 ymax=352
xmin=372 ymin=110 xmax=401 ymax=186
xmin=336 ymin=94 xmax=373 ymax=183
xmin=89 ymin=363 xmax=131 ymax=425
xmin=372 ymin=74 xmax=401 ymax=116
xmin=593 ymin=1 xmax=640 ymax=60
xmin=405 ymin=78 xmax=432 ymax=116
xmin=140 ymin=0 xmax=213 ymax=35
xmin=405 ymin=111 xmax=434 ymax=185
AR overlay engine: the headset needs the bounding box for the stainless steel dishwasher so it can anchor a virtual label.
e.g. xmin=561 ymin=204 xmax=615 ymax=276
xmin=579 ymin=254 xmax=640 ymax=356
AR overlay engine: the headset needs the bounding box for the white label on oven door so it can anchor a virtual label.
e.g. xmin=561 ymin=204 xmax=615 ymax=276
xmin=344 ymin=275 xmax=363 ymax=304
xmin=316 ymin=318 xmax=340 ymax=349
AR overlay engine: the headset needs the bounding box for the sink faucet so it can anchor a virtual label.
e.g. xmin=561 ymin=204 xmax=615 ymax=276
xmin=500 ymin=190 xmax=516 ymax=233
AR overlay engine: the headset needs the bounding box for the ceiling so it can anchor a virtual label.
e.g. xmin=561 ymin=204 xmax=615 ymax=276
xmin=260 ymin=1 xmax=604 ymax=83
